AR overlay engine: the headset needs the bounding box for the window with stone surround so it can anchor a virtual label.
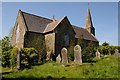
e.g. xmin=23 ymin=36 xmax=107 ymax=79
xmin=16 ymin=24 xmax=20 ymax=43
xmin=64 ymin=34 xmax=69 ymax=46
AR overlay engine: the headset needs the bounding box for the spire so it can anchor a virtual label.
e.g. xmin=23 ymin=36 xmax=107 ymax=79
xmin=85 ymin=6 xmax=93 ymax=28
xmin=85 ymin=4 xmax=95 ymax=36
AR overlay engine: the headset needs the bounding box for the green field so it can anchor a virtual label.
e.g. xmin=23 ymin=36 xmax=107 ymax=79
xmin=2 ymin=55 xmax=120 ymax=79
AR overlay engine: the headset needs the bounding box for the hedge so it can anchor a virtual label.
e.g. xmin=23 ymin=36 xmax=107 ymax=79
xmin=97 ymin=46 xmax=119 ymax=55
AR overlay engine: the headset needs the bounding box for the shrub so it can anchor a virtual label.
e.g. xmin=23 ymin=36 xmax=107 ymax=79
xmin=4 ymin=47 xmax=39 ymax=69
xmin=82 ymin=42 xmax=97 ymax=62
xmin=97 ymin=46 xmax=118 ymax=55
xmin=20 ymin=48 xmax=38 ymax=68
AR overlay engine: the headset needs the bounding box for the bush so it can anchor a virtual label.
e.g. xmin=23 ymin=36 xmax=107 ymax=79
xmin=20 ymin=48 xmax=38 ymax=68
xmin=82 ymin=42 xmax=97 ymax=62
xmin=97 ymin=46 xmax=118 ymax=55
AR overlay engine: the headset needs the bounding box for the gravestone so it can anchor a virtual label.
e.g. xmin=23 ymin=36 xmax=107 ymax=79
xmin=56 ymin=54 xmax=61 ymax=63
xmin=16 ymin=49 xmax=20 ymax=69
xmin=95 ymin=50 xmax=100 ymax=59
xmin=114 ymin=49 xmax=120 ymax=57
xmin=61 ymin=48 xmax=68 ymax=65
xmin=74 ymin=45 xmax=82 ymax=65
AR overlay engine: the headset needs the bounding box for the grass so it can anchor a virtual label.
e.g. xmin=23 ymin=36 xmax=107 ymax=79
xmin=2 ymin=55 xmax=120 ymax=79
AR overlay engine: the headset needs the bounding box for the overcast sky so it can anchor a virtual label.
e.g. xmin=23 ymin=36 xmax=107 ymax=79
xmin=1 ymin=2 xmax=118 ymax=46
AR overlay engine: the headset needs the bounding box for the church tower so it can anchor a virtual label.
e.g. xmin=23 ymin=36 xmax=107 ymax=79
xmin=85 ymin=6 xmax=95 ymax=36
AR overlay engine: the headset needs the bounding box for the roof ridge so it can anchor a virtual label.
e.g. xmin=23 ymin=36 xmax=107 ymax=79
xmin=72 ymin=25 xmax=83 ymax=29
xmin=43 ymin=16 xmax=65 ymax=33
xmin=72 ymin=25 xmax=98 ymax=42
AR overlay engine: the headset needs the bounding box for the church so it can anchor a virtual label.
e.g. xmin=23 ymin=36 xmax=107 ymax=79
xmin=11 ymin=7 xmax=99 ymax=59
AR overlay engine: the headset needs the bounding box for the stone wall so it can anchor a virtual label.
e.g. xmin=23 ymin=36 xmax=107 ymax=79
xmin=11 ymin=11 xmax=27 ymax=48
xmin=45 ymin=33 xmax=55 ymax=53
xmin=54 ymin=18 xmax=76 ymax=57
xmin=24 ymin=32 xmax=46 ymax=62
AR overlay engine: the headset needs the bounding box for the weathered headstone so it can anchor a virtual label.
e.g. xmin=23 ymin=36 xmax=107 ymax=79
xmin=46 ymin=51 xmax=51 ymax=61
xmin=74 ymin=45 xmax=82 ymax=65
xmin=16 ymin=49 xmax=20 ymax=69
xmin=95 ymin=50 xmax=100 ymax=59
xmin=114 ymin=49 xmax=120 ymax=57
xmin=56 ymin=54 xmax=61 ymax=63
xmin=61 ymin=48 xmax=68 ymax=65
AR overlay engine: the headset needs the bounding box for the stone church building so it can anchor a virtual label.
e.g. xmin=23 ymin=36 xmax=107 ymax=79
xmin=11 ymin=7 xmax=99 ymax=59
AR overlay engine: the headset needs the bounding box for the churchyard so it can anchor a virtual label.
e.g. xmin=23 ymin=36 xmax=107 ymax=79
xmin=1 ymin=36 xmax=120 ymax=79
xmin=2 ymin=55 xmax=119 ymax=79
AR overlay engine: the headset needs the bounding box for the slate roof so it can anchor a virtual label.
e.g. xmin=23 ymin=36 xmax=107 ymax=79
xmin=72 ymin=25 xmax=98 ymax=42
xmin=43 ymin=17 xmax=66 ymax=33
xmin=20 ymin=10 xmax=98 ymax=42
xmin=22 ymin=11 xmax=52 ymax=33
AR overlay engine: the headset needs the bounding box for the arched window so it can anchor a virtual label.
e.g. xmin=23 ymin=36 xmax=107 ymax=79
xmin=16 ymin=24 xmax=20 ymax=43
xmin=64 ymin=34 xmax=69 ymax=46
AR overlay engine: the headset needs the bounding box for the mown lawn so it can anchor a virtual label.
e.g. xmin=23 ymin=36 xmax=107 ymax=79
xmin=2 ymin=55 xmax=120 ymax=79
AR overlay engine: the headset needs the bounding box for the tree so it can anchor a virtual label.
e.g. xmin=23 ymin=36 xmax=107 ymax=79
xmin=102 ymin=42 xmax=109 ymax=46
xmin=82 ymin=42 xmax=96 ymax=62
xmin=1 ymin=36 xmax=12 ymax=67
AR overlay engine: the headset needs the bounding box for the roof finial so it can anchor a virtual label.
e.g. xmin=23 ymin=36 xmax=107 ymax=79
xmin=53 ymin=15 xmax=55 ymax=19
xmin=52 ymin=15 xmax=56 ymax=22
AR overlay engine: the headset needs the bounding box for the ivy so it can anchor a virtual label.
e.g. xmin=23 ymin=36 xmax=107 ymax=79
xmin=10 ymin=48 xmax=18 ymax=68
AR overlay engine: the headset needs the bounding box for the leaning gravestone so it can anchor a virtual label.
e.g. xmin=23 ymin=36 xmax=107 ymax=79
xmin=61 ymin=48 xmax=68 ymax=65
xmin=114 ymin=49 xmax=120 ymax=57
xmin=95 ymin=50 xmax=100 ymax=59
xmin=74 ymin=45 xmax=82 ymax=65
xmin=56 ymin=54 xmax=61 ymax=63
